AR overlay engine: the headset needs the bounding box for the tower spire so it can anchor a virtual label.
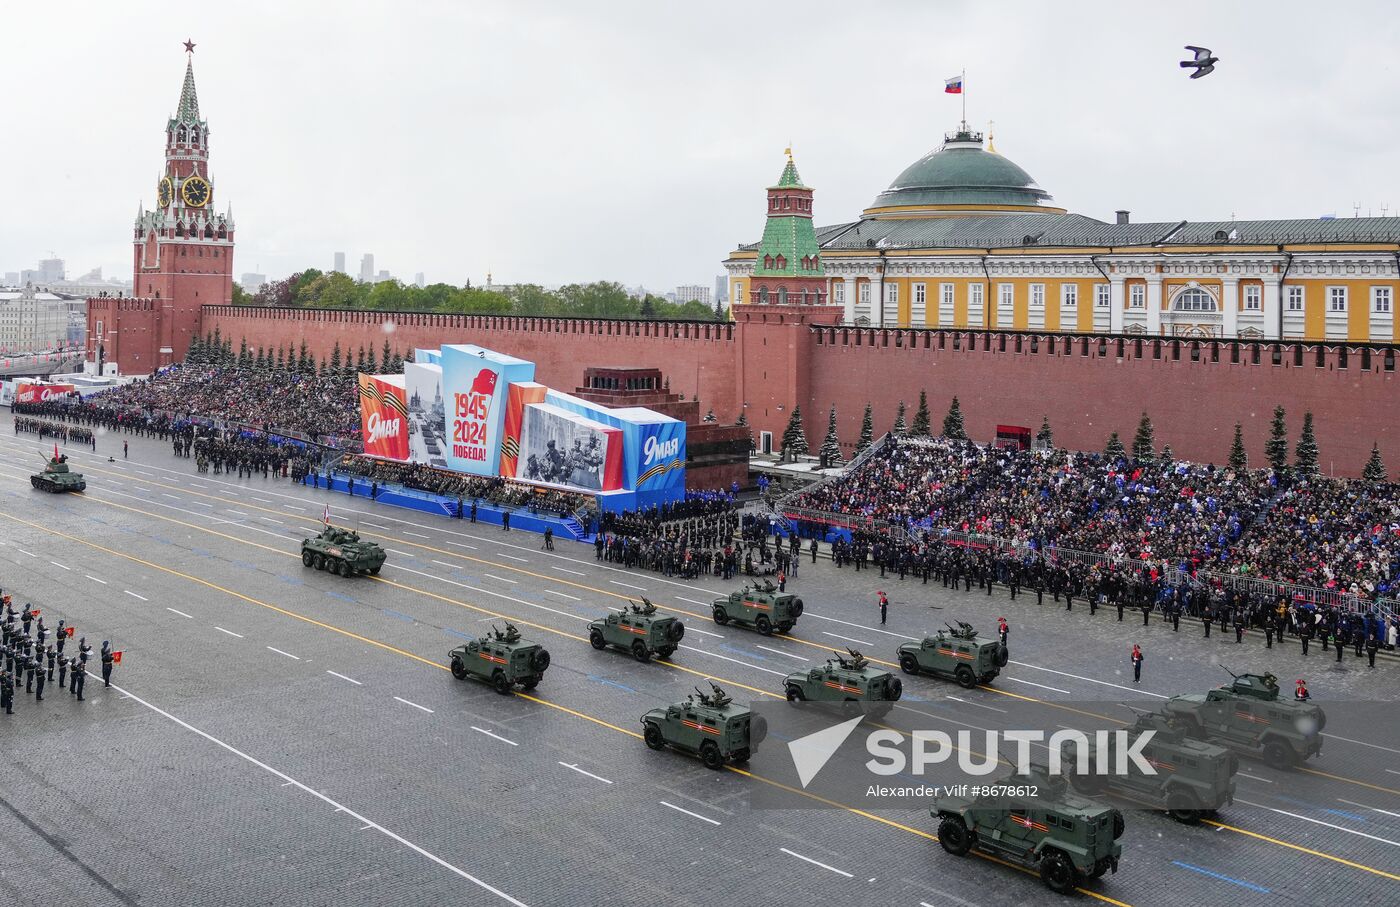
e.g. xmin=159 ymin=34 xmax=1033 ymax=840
xmin=175 ymin=57 xmax=201 ymax=124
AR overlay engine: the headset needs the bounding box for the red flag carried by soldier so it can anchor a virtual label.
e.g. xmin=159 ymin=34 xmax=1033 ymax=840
xmin=112 ymin=651 xmax=123 ymax=664
xmin=65 ymin=626 xmax=75 ymax=637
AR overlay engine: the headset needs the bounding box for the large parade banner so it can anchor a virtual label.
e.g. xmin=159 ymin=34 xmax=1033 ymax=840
xmin=357 ymin=373 xmax=409 ymax=461
xmin=439 ymin=345 xmax=535 ymax=476
xmin=14 ymin=382 xmax=76 ymax=405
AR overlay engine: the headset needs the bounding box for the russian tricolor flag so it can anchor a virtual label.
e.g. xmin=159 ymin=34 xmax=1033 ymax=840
xmin=944 ymin=75 xmax=963 ymax=94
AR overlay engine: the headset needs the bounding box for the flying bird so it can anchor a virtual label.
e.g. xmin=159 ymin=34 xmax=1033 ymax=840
xmin=1180 ymin=45 xmax=1218 ymax=79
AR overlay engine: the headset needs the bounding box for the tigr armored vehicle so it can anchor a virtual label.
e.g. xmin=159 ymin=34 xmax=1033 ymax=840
xmin=589 ymin=598 xmax=685 ymax=662
xmin=642 ymin=683 xmax=766 ymax=770
xmin=449 ymin=622 xmax=551 ymax=694
xmin=1061 ymin=708 xmax=1238 ymax=823
xmin=1160 ymin=669 xmax=1325 ymax=770
xmin=933 ymin=765 xmax=1124 ymax=895
xmin=897 ymin=622 xmax=1006 ymax=688
xmin=301 ymin=525 xmax=387 ymax=577
xmin=783 ymin=649 xmax=902 ymax=715
xmin=31 ymin=454 xmax=85 ymax=493
xmin=711 ymin=580 xmax=802 ymax=636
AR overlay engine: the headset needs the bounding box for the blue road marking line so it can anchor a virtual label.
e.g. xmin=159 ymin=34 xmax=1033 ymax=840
xmin=277 ymin=575 xmax=304 ymax=586
xmin=1323 ymin=808 xmax=1368 ymax=822
xmin=324 ymin=591 xmax=356 ymax=603
xmin=1170 ymin=861 xmax=1270 ymax=893
xmin=902 ymin=694 xmax=928 ymax=702
xmin=231 ymin=560 xmax=259 ymax=571
xmin=586 ymin=674 xmax=637 ymax=694
xmin=722 ymin=643 xmax=766 ymax=661
xmin=444 ymin=628 xmax=474 ymax=640
xmin=382 ymin=608 xmax=415 ymax=623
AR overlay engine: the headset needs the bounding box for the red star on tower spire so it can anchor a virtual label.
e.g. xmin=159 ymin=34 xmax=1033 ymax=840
xmin=183 ymin=39 xmax=196 ymax=53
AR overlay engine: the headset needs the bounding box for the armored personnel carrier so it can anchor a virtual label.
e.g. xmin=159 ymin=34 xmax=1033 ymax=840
xmin=711 ymin=580 xmax=802 ymax=636
xmin=783 ymin=649 xmax=902 ymax=715
xmin=642 ymin=683 xmax=766 ymax=770
xmin=897 ymin=622 xmax=1006 ymax=688
xmin=448 ymin=622 xmax=551 ymax=694
xmin=933 ymin=764 xmax=1124 ymax=895
xmin=31 ymin=453 xmax=85 ymax=493
xmin=588 ymin=598 xmax=684 ymax=662
xmin=301 ymin=525 xmax=387 ymax=577
xmin=1061 ymin=707 xmax=1238 ymax=823
xmin=1160 ymin=669 xmax=1325 ymax=770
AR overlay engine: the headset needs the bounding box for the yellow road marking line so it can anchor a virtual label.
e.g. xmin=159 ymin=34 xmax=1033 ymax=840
xmin=1202 ymin=818 xmax=1400 ymax=881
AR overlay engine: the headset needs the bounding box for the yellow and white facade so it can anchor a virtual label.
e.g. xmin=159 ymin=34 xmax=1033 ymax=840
xmin=727 ymin=128 xmax=1400 ymax=342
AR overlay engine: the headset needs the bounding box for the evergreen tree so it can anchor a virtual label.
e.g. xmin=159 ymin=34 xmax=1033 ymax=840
xmin=780 ymin=405 xmax=808 ymax=460
xmin=1036 ymin=414 xmax=1053 ymax=448
xmin=1104 ymin=431 xmax=1127 ymax=461
xmin=819 ymin=405 xmax=844 ymax=469
xmin=1362 ymin=443 xmax=1387 ymax=484
xmin=1265 ymin=405 xmax=1289 ymax=472
xmin=389 ymin=349 xmax=404 ymax=373
xmin=910 ymin=390 xmax=932 ymax=437
xmin=212 ymin=326 xmax=223 ymax=361
xmin=942 ymin=396 xmax=967 ymax=440
xmin=855 ymin=403 xmax=874 ymax=456
xmin=1228 ymin=423 xmax=1248 ymax=470
xmin=703 ymin=408 xmax=716 ymax=422
xmin=298 ymin=339 xmax=310 ymax=374
xmin=186 ymin=335 xmax=204 ymax=364
xmin=1161 ymin=444 xmax=1174 ymax=462
xmin=330 ymin=341 xmax=342 ymax=374
xmin=1295 ymin=411 xmax=1319 ymax=474
xmin=366 ymin=343 xmax=378 ymax=374
xmin=382 ymin=339 xmax=393 ymax=371
xmin=255 ymin=347 xmax=266 ymax=370
xmin=1131 ymin=411 xmax=1155 ymax=463
xmin=891 ymin=401 xmax=907 ymax=436
xmin=238 ymin=337 xmax=251 ymax=368
xmin=355 ymin=345 xmax=367 ymax=374
xmin=276 ymin=345 xmax=286 ymax=371
xmin=736 ymin=409 xmax=748 ymax=427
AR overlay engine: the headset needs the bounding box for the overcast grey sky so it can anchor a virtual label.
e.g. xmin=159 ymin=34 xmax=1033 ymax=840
xmin=3 ymin=1 xmax=1398 ymax=290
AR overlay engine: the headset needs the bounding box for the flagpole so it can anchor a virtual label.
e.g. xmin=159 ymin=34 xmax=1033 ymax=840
xmin=961 ymin=68 xmax=967 ymax=131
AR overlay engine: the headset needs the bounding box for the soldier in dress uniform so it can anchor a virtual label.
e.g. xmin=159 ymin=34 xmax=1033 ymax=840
xmin=45 ymin=645 xmax=55 ymax=681
xmin=20 ymin=606 xmax=33 ymax=636
xmin=55 ymin=619 xmax=66 ymax=655
xmin=56 ymin=653 xmax=68 ymax=691
xmin=22 ymin=650 xmax=35 ymax=694
xmin=100 ymin=641 xmax=115 ymax=687
xmin=73 ymin=660 xmax=86 ymax=701
xmin=0 ymin=669 xmax=12 ymax=714
xmin=33 ymin=655 xmax=44 ymax=701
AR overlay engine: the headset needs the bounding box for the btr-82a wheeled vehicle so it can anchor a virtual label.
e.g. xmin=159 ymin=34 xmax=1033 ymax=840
xmin=783 ymin=648 xmax=902 ymax=716
xmin=588 ymin=598 xmax=685 ymax=662
xmin=31 ymin=453 xmax=85 ymax=493
xmin=301 ymin=525 xmax=387 ymax=577
xmin=1159 ymin=669 xmax=1325 ymax=770
xmin=711 ymin=580 xmax=802 ymax=636
xmin=933 ymin=765 xmax=1124 ymax=895
xmin=897 ymin=622 xmax=1006 ymax=688
xmin=642 ymin=683 xmax=766 ymax=770
xmin=1060 ymin=707 xmax=1238 ymax=824
xmin=449 ymin=622 xmax=551 ymax=694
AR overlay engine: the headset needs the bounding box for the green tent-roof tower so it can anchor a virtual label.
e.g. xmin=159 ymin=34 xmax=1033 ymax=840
xmin=748 ymin=149 xmax=828 ymax=307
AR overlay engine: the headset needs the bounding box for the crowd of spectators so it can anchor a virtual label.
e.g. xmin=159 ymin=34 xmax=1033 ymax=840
xmin=788 ymin=436 xmax=1400 ymax=606
xmin=331 ymin=454 xmax=589 ymax=517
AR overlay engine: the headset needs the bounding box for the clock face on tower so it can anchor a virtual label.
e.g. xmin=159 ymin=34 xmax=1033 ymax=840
xmin=181 ymin=175 xmax=211 ymax=208
xmin=158 ymin=177 xmax=173 ymax=208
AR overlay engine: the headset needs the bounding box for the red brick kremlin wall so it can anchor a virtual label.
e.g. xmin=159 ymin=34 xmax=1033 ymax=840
xmin=202 ymin=305 xmax=1399 ymax=477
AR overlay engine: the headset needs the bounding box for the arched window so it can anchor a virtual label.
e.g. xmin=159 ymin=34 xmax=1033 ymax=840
xmin=1172 ymin=287 xmax=1218 ymax=312
xmin=177 ymin=126 xmax=187 ymax=143
xmin=191 ymin=126 xmax=201 ymax=144
xmin=759 ymin=286 xmax=769 ymax=304
xmin=776 ymin=255 xmax=786 ymax=270
xmin=763 ymin=255 xmax=774 ymax=269
xmin=778 ymin=287 xmax=788 ymax=305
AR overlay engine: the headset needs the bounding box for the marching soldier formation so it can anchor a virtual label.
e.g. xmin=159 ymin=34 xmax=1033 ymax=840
xmin=1 ymin=598 xmax=115 ymax=714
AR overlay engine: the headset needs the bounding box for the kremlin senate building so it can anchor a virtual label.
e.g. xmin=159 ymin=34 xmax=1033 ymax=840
xmin=84 ymin=51 xmax=1400 ymax=475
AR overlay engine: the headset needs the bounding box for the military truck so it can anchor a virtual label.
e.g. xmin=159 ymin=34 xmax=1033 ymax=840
xmin=589 ymin=598 xmax=685 ymax=662
xmin=897 ymin=622 xmax=1006 ymax=688
xmin=301 ymin=525 xmax=387 ymax=577
xmin=1160 ymin=669 xmax=1325 ymax=770
xmin=933 ymin=765 xmax=1124 ymax=895
xmin=1061 ymin=708 xmax=1238 ymax=824
xmin=711 ymin=580 xmax=802 ymax=636
xmin=783 ymin=649 xmax=902 ymax=716
xmin=642 ymin=683 xmax=766 ymax=770
xmin=30 ymin=453 xmax=85 ymax=493
xmin=449 ymin=622 xmax=551 ymax=694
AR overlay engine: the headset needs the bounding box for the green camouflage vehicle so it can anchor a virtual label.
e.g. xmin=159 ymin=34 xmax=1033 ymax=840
xmin=897 ymin=622 xmax=1006 ymax=688
xmin=711 ymin=580 xmax=802 ymax=636
xmin=783 ymin=649 xmax=902 ymax=716
xmin=301 ymin=525 xmax=387 ymax=577
xmin=449 ymin=622 xmax=551 ymax=694
xmin=30 ymin=454 xmax=85 ymax=493
xmin=588 ymin=598 xmax=685 ymax=662
xmin=933 ymin=765 xmax=1124 ymax=895
xmin=1160 ymin=669 xmax=1325 ymax=770
xmin=1061 ymin=708 xmax=1238 ymax=824
xmin=642 ymin=683 xmax=766 ymax=770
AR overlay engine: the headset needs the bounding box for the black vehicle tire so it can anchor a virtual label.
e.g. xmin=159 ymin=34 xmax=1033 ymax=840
xmin=337 ymin=559 xmax=351 ymax=577
xmin=1089 ymin=858 xmax=1112 ymax=879
xmin=900 ymin=654 xmax=920 ymax=675
xmin=492 ymin=671 xmax=513 ymax=695
xmin=954 ymin=665 xmax=976 ymax=689
xmin=656 ymin=646 xmax=675 ymax=659
xmin=522 ymin=677 xmax=540 ymax=691
xmin=302 ymin=550 xmax=314 ymax=567
xmin=643 ymin=723 xmax=665 ymax=750
xmin=756 ymin=615 xmax=773 ymax=636
xmin=996 ymin=644 xmax=1009 ymax=667
xmin=731 ymin=748 xmax=750 ymax=765
xmin=450 ymin=658 xmax=467 ymax=680
xmin=632 ymin=640 xmax=651 ymax=663
xmin=937 ymin=816 xmax=973 ymax=856
xmin=887 ymin=677 xmax=903 ymax=701
xmin=530 ymin=649 xmax=551 ymax=673
xmin=777 ymin=623 xmax=793 ymax=634
xmin=750 ymin=714 xmax=767 ymax=744
xmin=313 ymin=553 xmax=325 ymax=570
xmin=370 ymin=566 xmax=381 ymax=576
xmin=1039 ymin=850 xmax=1077 ymax=895
xmin=666 ymin=621 xmax=685 ymax=642
xmin=786 ymin=685 xmax=805 ymax=702
xmin=793 ymin=598 xmax=804 ymax=616
xmin=1262 ymin=739 xmax=1296 ymax=770
xmin=713 ymin=607 xmax=729 ymax=626
xmin=700 ymin=741 xmax=725 ymax=771
xmin=1167 ymin=791 xmax=1202 ymax=824
xmin=1112 ymin=810 xmax=1125 ymax=840
xmin=590 ymin=630 xmax=607 ymax=650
